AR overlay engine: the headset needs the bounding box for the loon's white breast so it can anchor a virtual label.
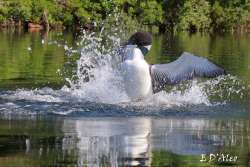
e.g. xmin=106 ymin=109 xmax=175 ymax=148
xmin=121 ymin=46 xmax=152 ymax=99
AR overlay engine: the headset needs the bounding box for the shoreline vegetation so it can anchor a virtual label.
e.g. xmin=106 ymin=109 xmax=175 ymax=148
xmin=0 ymin=0 xmax=250 ymax=33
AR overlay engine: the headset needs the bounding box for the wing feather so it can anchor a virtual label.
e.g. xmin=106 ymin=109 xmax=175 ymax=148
xmin=150 ymin=52 xmax=225 ymax=93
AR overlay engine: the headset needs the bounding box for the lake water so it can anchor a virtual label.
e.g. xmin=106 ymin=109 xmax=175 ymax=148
xmin=0 ymin=29 xmax=250 ymax=167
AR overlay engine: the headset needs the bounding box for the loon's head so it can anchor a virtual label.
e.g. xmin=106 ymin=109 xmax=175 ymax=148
xmin=127 ymin=32 xmax=152 ymax=56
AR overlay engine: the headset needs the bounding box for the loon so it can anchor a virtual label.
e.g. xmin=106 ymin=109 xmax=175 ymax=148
xmin=120 ymin=32 xmax=226 ymax=100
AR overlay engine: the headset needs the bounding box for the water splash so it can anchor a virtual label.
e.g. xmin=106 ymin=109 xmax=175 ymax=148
xmin=58 ymin=28 xmax=213 ymax=107
xmin=58 ymin=28 xmax=249 ymax=108
xmin=60 ymin=29 xmax=129 ymax=104
xmin=3 ymin=88 xmax=63 ymax=103
xmin=125 ymin=80 xmax=211 ymax=107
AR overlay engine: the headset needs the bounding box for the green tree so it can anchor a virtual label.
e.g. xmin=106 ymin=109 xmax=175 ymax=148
xmin=163 ymin=0 xmax=184 ymax=32
xmin=178 ymin=0 xmax=211 ymax=31
xmin=140 ymin=0 xmax=164 ymax=25
xmin=7 ymin=0 xmax=32 ymax=23
xmin=211 ymin=1 xmax=227 ymax=31
xmin=0 ymin=3 xmax=8 ymax=23
xmin=1 ymin=0 xmax=250 ymax=32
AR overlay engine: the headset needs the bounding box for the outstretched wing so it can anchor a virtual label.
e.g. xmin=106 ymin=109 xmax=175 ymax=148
xmin=150 ymin=52 xmax=226 ymax=93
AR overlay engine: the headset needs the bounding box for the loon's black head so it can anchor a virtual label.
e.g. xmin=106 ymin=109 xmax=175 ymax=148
xmin=127 ymin=32 xmax=152 ymax=56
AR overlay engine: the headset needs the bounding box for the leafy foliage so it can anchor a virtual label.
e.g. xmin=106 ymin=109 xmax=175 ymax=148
xmin=178 ymin=0 xmax=211 ymax=31
xmin=0 ymin=0 xmax=250 ymax=32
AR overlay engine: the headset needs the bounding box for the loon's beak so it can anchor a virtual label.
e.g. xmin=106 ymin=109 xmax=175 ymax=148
xmin=144 ymin=45 xmax=151 ymax=51
xmin=139 ymin=45 xmax=152 ymax=56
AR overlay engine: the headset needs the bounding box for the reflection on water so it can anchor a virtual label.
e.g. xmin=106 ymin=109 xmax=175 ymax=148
xmin=63 ymin=118 xmax=151 ymax=166
xmin=0 ymin=116 xmax=249 ymax=167
xmin=0 ymin=30 xmax=77 ymax=89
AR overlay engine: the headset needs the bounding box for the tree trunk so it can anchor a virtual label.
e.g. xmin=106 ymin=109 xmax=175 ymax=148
xmin=42 ymin=10 xmax=50 ymax=31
